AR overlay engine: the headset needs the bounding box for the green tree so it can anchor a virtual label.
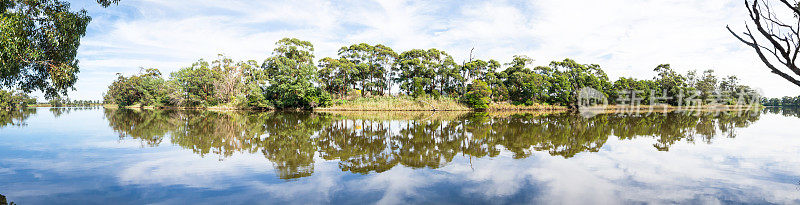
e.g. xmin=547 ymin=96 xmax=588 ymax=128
xmin=478 ymin=61 xmax=506 ymax=101
xmin=502 ymin=56 xmax=549 ymax=105
xmin=317 ymin=57 xmax=358 ymax=96
xmin=338 ymin=43 xmax=397 ymax=96
xmin=696 ymin=69 xmax=719 ymax=103
xmin=611 ymin=77 xmax=657 ymax=104
xmin=460 ymin=80 xmax=492 ymax=109
xmin=262 ymin=38 xmax=330 ymax=109
xmin=170 ymin=60 xmax=223 ymax=107
xmin=394 ymin=48 xmax=460 ymax=97
xmin=0 ymin=89 xmax=36 ymax=109
xmin=394 ymin=49 xmax=438 ymax=97
xmin=104 ymin=68 xmax=171 ymax=107
xmin=653 ymin=64 xmax=692 ymax=105
xmin=546 ymin=58 xmax=612 ymax=107
xmin=1 ymin=0 xmax=92 ymax=98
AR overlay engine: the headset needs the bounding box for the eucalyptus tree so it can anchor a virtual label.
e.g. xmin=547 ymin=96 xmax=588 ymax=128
xmin=611 ymin=77 xmax=658 ymax=104
xmin=435 ymin=54 xmax=465 ymax=97
xmin=393 ymin=49 xmax=439 ymax=97
xmin=337 ymin=43 xmax=397 ymax=96
xmin=547 ymin=58 xmax=613 ymax=107
xmin=393 ymin=48 xmax=462 ymax=97
xmin=170 ymin=60 xmax=223 ymax=107
xmin=695 ymin=69 xmax=719 ymax=102
xmin=211 ymin=54 xmax=245 ymax=104
xmin=317 ymin=57 xmax=357 ymax=96
xmin=0 ymin=89 xmax=36 ymax=109
xmin=105 ymin=68 xmax=171 ymax=107
xmin=501 ymin=55 xmax=549 ymax=105
xmin=1 ymin=0 xmax=92 ymax=98
xmin=1 ymin=0 xmax=122 ymax=99
xmin=476 ymin=60 xmax=506 ymax=101
xmin=653 ymin=64 xmax=691 ymax=105
xmin=261 ymin=38 xmax=329 ymax=109
xmin=463 ymin=59 xmax=488 ymax=82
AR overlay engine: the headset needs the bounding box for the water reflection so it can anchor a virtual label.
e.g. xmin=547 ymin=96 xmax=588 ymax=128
xmin=48 ymin=107 xmax=102 ymax=119
xmin=0 ymin=108 xmax=36 ymax=128
xmin=764 ymin=106 xmax=800 ymax=118
xmin=104 ymin=109 xmax=763 ymax=180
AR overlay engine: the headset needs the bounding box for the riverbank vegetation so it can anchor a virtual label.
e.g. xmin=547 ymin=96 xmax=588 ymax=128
xmin=0 ymin=90 xmax=36 ymax=109
xmin=761 ymin=96 xmax=800 ymax=107
xmin=103 ymin=38 xmax=761 ymax=111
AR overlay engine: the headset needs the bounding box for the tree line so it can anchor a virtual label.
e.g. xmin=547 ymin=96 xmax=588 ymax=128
xmin=103 ymin=38 xmax=760 ymax=110
xmin=761 ymin=96 xmax=800 ymax=106
xmin=0 ymin=90 xmax=36 ymax=109
xmin=0 ymin=89 xmax=104 ymax=109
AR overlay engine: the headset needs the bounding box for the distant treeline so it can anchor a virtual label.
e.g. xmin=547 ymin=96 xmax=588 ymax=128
xmin=0 ymin=90 xmax=36 ymax=109
xmin=761 ymin=96 xmax=800 ymax=106
xmin=44 ymin=99 xmax=102 ymax=107
xmin=0 ymin=89 xmax=103 ymax=109
xmin=103 ymin=38 xmax=759 ymax=110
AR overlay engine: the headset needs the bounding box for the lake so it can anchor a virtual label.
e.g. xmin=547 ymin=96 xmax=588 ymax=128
xmin=1 ymin=107 xmax=799 ymax=204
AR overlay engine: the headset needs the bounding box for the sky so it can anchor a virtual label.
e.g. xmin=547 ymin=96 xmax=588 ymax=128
xmin=58 ymin=0 xmax=800 ymax=100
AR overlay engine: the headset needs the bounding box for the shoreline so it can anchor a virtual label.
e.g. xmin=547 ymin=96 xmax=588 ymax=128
xmin=100 ymin=103 xmax=762 ymax=112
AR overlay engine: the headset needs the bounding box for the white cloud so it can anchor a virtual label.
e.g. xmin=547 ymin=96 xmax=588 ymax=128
xmin=63 ymin=0 xmax=800 ymax=100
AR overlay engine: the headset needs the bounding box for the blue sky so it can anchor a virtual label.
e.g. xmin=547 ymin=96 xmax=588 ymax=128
xmin=59 ymin=0 xmax=800 ymax=100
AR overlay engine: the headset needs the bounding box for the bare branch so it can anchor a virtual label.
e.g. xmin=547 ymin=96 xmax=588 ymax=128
xmin=727 ymin=0 xmax=800 ymax=87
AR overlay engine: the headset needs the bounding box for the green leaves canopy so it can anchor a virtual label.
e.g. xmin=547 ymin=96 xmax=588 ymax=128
xmin=1 ymin=0 xmax=91 ymax=99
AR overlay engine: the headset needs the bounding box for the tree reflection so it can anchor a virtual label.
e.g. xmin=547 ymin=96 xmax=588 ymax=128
xmin=50 ymin=107 xmax=99 ymax=118
xmin=763 ymin=107 xmax=800 ymax=118
xmin=105 ymin=108 xmax=764 ymax=179
xmin=0 ymin=108 xmax=37 ymax=128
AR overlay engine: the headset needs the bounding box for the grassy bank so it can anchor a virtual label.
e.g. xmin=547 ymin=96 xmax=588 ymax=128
xmin=102 ymin=99 xmax=760 ymax=112
xmin=316 ymin=96 xmax=567 ymax=111
xmin=318 ymin=96 xmax=470 ymax=111
xmin=317 ymin=110 xmax=567 ymax=121
xmin=104 ymin=102 xmax=263 ymax=110
xmin=486 ymin=102 xmax=567 ymax=111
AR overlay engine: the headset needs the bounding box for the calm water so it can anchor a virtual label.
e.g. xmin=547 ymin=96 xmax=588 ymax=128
xmin=1 ymin=107 xmax=799 ymax=204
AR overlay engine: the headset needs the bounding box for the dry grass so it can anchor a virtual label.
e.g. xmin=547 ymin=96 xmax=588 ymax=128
xmin=486 ymin=102 xmax=567 ymax=111
xmin=317 ymin=111 xmax=470 ymax=121
xmin=318 ymin=96 xmax=570 ymax=111
xmin=317 ymin=96 xmax=470 ymax=111
xmin=317 ymin=110 xmax=569 ymax=121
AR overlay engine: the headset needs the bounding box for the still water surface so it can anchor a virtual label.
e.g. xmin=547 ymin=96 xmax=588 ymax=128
xmin=1 ymin=108 xmax=799 ymax=204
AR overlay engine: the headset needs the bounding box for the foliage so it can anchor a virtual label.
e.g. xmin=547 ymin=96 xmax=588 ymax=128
xmin=262 ymin=38 xmax=330 ymax=109
xmin=762 ymin=95 xmax=800 ymax=106
xmin=335 ymin=43 xmax=397 ymax=96
xmin=544 ymin=59 xmax=612 ymax=107
xmin=460 ymin=80 xmax=492 ymax=109
xmin=1 ymin=0 xmax=91 ymax=99
xmin=611 ymin=77 xmax=657 ymax=104
xmin=501 ymin=56 xmax=548 ymax=105
xmin=104 ymin=68 xmax=171 ymax=107
xmin=102 ymin=38 xmax=760 ymax=110
xmin=96 ymin=0 xmax=120 ymax=7
xmin=0 ymin=89 xmax=36 ymax=109
xmin=394 ymin=49 xmax=461 ymax=97
xmin=170 ymin=60 xmax=224 ymax=107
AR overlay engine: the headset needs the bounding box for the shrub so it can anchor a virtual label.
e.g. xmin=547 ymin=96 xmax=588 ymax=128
xmin=460 ymin=80 xmax=492 ymax=109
